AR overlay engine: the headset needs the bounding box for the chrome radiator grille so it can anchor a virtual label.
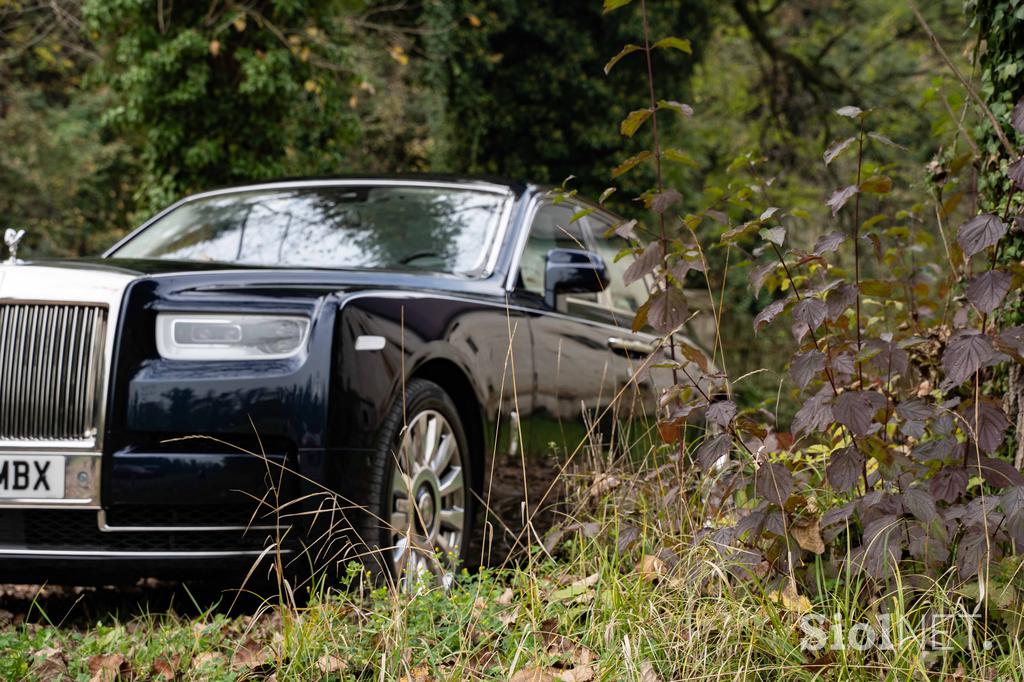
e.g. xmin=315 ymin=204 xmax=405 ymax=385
xmin=0 ymin=303 xmax=107 ymax=442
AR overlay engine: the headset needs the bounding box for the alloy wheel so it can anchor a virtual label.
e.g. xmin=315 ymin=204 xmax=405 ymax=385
xmin=389 ymin=409 xmax=466 ymax=589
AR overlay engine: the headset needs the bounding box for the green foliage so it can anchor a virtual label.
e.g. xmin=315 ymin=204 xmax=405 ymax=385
xmin=82 ymin=0 xmax=363 ymax=215
xmin=421 ymin=0 xmax=710 ymax=201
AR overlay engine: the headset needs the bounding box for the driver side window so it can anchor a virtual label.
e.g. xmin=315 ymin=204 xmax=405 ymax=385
xmin=518 ymin=202 xmax=587 ymax=298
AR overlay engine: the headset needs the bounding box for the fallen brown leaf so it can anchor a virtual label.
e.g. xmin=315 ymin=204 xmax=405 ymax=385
xmin=316 ymin=653 xmax=347 ymax=674
xmin=639 ymin=660 xmax=662 ymax=682
xmin=792 ymin=517 xmax=826 ymax=555
xmin=150 ymin=655 xmax=178 ymax=680
xmin=496 ymin=587 xmax=514 ymax=605
xmin=88 ymin=653 xmax=130 ymax=682
xmin=557 ymin=665 xmax=595 ymax=682
xmin=192 ymin=651 xmax=227 ymax=670
xmin=232 ymin=637 xmax=273 ymax=669
xmin=509 ymin=668 xmax=556 ymax=682
xmin=637 ymin=554 xmax=668 ymax=582
xmin=31 ymin=646 xmax=70 ymax=682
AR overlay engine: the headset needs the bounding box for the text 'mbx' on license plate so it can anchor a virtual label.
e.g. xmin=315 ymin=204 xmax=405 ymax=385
xmin=0 ymin=455 xmax=65 ymax=499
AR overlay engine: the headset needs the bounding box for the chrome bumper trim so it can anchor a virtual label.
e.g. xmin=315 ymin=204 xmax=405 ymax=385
xmin=96 ymin=510 xmax=283 ymax=533
xmin=0 ymin=548 xmax=288 ymax=558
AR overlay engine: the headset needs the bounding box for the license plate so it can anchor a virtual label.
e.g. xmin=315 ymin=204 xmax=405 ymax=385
xmin=0 ymin=455 xmax=65 ymax=499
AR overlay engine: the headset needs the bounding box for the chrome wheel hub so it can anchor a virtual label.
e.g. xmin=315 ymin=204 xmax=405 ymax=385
xmin=389 ymin=409 xmax=465 ymax=589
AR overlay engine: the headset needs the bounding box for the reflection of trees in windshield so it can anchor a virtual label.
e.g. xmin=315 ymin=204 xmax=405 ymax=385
xmin=115 ymin=187 xmax=507 ymax=274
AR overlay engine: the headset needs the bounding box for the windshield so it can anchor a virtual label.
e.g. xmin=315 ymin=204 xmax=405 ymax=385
xmin=110 ymin=184 xmax=510 ymax=275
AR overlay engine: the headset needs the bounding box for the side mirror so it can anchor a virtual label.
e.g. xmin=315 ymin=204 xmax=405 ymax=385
xmin=543 ymin=248 xmax=609 ymax=309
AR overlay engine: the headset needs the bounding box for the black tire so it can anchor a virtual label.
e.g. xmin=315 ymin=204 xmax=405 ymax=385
xmin=357 ymin=378 xmax=475 ymax=586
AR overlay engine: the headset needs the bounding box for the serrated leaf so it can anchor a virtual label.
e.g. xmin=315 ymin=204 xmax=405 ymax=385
xmin=965 ymin=269 xmax=1012 ymax=314
xmin=612 ymin=150 xmax=652 ymax=178
xmin=957 ymin=213 xmax=1007 ymax=257
xmin=826 ymin=283 xmax=858 ymax=320
xmin=663 ymin=147 xmax=698 ymax=167
xmin=790 ymin=350 xmax=825 ymax=390
xmin=656 ymin=100 xmax=693 ymax=117
xmin=972 ymin=455 xmax=1024 ymax=488
xmin=721 ymin=220 xmax=760 ymax=244
xmin=859 ymin=175 xmax=892 ymax=194
xmin=694 ymin=433 xmax=731 ymax=471
xmin=824 ymin=137 xmax=856 ymax=165
xmin=791 ymin=298 xmax=826 ymax=342
xmin=706 ymin=400 xmax=736 ymax=427
xmin=613 ymin=219 xmax=638 ymax=240
xmin=622 ymin=241 xmax=662 ymax=285
xmin=827 ymin=185 xmax=859 ymax=216
xmin=750 ymin=261 xmax=777 ymax=298
xmin=813 ymin=231 xmax=846 ymax=255
xmin=930 ymin=467 xmax=968 ymax=503
xmin=960 ymin=399 xmax=1010 ymax=454
xmin=836 ymin=105 xmax=864 ymax=118
xmin=834 ymin=391 xmax=886 ymax=437
xmin=620 ymin=108 xmax=653 ymax=137
xmin=648 ymin=286 xmax=689 ymax=333
xmin=956 ymin=529 xmax=987 ymax=579
xmin=941 ymin=330 xmax=994 ymax=388
xmin=652 ymin=36 xmax=692 ymax=53
xmin=1008 ymin=157 xmax=1024 ymax=191
xmin=902 ymin=488 xmax=938 ymax=523
xmin=602 ymin=0 xmax=634 ymax=13
xmin=603 ymin=43 xmax=641 ymax=74
xmin=896 ymin=398 xmax=934 ymax=422
xmin=792 ymin=387 xmax=834 ymax=438
xmin=650 ymin=189 xmax=681 ymax=214
xmin=868 ymin=131 xmax=905 ymax=149
xmin=759 ymin=226 xmax=786 ymax=246
xmin=753 ymin=299 xmax=785 ymax=333
xmin=827 ymin=446 xmax=864 ymax=493
xmin=1012 ymin=97 xmax=1024 ymax=136
xmin=755 ymin=462 xmax=793 ymax=506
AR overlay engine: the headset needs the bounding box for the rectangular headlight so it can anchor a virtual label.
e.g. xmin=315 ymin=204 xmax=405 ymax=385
xmin=156 ymin=313 xmax=310 ymax=360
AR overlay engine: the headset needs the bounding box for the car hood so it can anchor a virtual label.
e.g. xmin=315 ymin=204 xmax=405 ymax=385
xmin=1 ymin=258 xmax=504 ymax=298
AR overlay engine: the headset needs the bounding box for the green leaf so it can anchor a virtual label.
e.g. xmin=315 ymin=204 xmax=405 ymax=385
xmin=598 ymin=187 xmax=616 ymax=204
xmin=652 ymin=37 xmax=692 ymax=54
xmin=859 ymin=175 xmax=893 ymax=194
xmin=657 ymin=100 xmax=694 ymax=117
xmin=603 ymin=0 xmax=634 ymax=13
xmin=603 ymin=44 xmax=641 ymax=75
xmin=612 ymin=150 xmax=652 ymax=178
xmin=663 ymin=148 xmax=698 ymax=167
xmin=620 ymin=108 xmax=653 ymax=137
xmin=570 ymin=207 xmax=595 ymax=223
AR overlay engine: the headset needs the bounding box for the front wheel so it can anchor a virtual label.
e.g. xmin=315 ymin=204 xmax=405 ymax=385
xmin=364 ymin=379 xmax=473 ymax=589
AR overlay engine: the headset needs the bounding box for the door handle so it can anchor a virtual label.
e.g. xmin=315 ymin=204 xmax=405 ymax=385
xmin=607 ymin=336 xmax=657 ymax=355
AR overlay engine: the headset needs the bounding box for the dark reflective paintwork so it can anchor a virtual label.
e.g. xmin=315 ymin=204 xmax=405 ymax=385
xmin=1 ymin=178 xmax=678 ymax=580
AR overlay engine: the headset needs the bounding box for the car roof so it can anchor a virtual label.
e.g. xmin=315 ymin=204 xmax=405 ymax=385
xmin=189 ymin=174 xmax=532 ymax=198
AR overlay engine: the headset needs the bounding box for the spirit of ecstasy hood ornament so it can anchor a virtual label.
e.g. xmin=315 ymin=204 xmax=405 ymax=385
xmin=4 ymin=228 xmax=26 ymax=264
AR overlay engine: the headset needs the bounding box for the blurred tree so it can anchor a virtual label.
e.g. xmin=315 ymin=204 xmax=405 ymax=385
xmin=420 ymin=0 xmax=711 ymax=201
xmin=81 ymin=0 xmax=366 ymax=215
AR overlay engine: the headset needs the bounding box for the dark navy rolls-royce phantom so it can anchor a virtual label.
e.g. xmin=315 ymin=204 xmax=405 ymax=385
xmin=0 ymin=176 xmax=675 ymax=586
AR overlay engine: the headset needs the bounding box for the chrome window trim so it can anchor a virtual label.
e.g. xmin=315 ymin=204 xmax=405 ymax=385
xmin=103 ymin=179 xmax=516 ymax=279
